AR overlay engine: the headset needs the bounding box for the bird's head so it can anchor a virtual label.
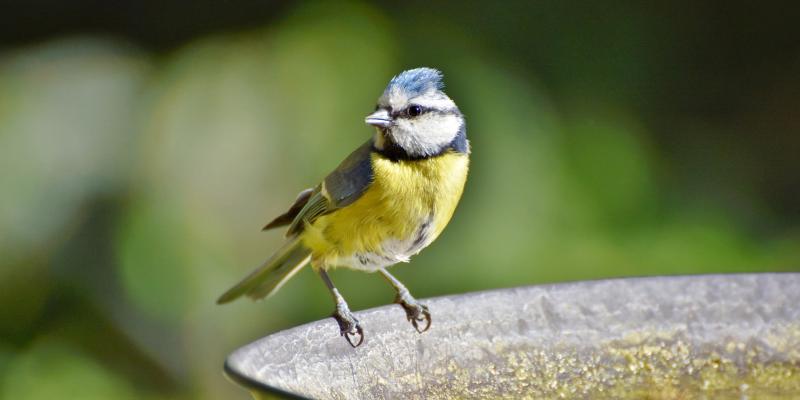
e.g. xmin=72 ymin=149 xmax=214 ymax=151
xmin=365 ymin=68 xmax=466 ymax=159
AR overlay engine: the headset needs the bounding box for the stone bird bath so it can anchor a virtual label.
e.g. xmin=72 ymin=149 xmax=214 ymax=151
xmin=224 ymin=274 xmax=800 ymax=399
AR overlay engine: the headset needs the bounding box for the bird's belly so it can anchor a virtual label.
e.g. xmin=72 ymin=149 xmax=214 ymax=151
xmin=303 ymin=151 xmax=469 ymax=272
xmin=335 ymin=213 xmax=437 ymax=271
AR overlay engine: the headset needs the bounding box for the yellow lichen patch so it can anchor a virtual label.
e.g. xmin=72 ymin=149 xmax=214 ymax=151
xmin=386 ymin=324 xmax=800 ymax=399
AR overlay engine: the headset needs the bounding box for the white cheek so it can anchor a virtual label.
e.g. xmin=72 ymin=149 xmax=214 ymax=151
xmin=413 ymin=115 xmax=460 ymax=146
xmin=393 ymin=114 xmax=461 ymax=156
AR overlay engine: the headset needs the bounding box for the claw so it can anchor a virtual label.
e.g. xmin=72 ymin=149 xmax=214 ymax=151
xmin=332 ymin=304 xmax=364 ymax=347
xmin=396 ymin=291 xmax=432 ymax=333
xmin=343 ymin=324 xmax=364 ymax=347
xmin=409 ymin=305 xmax=432 ymax=333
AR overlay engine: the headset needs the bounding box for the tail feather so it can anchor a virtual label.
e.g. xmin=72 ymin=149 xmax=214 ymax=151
xmin=217 ymin=237 xmax=311 ymax=304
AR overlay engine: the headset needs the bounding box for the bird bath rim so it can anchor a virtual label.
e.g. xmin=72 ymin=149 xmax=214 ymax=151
xmin=224 ymin=273 xmax=800 ymax=399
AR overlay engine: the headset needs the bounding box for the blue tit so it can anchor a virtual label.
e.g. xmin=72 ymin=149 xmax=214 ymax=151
xmin=217 ymin=67 xmax=469 ymax=347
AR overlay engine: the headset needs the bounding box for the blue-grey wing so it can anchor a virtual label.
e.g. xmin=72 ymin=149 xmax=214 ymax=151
xmin=285 ymin=139 xmax=374 ymax=235
xmin=323 ymin=139 xmax=374 ymax=207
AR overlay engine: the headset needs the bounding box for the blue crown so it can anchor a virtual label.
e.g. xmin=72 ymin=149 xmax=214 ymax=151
xmin=385 ymin=68 xmax=444 ymax=97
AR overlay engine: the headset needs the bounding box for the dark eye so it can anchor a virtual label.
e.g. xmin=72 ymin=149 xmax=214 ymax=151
xmin=407 ymin=105 xmax=422 ymax=117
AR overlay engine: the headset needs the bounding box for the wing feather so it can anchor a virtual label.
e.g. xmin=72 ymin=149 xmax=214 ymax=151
xmin=286 ymin=190 xmax=329 ymax=235
xmin=218 ymin=139 xmax=375 ymax=304
xmin=285 ymin=139 xmax=375 ymax=235
xmin=262 ymin=188 xmax=314 ymax=231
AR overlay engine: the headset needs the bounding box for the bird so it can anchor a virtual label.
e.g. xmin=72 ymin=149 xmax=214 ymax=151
xmin=217 ymin=67 xmax=469 ymax=347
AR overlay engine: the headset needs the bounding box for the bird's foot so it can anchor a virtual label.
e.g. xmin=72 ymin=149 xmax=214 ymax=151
xmin=333 ymin=301 xmax=364 ymax=347
xmin=395 ymin=290 xmax=431 ymax=333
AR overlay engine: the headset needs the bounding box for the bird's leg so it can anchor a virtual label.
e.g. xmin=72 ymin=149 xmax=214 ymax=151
xmin=318 ymin=269 xmax=364 ymax=347
xmin=379 ymin=268 xmax=431 ymax=333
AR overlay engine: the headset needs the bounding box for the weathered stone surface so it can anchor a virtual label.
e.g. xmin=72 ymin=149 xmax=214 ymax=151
xmin=225 ymin=274 xmax=800 ymax=399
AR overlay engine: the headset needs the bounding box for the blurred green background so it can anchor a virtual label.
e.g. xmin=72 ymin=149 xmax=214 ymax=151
xmin=1 ymin=1 xmax=798 ymax=398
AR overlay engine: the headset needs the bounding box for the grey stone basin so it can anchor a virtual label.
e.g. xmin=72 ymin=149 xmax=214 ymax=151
xmin=224 ymin=274 xmax=800 ymax=399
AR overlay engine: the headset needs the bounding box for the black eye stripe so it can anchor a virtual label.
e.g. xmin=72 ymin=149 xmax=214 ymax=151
xmin=390 ymin=105 xmax=438 ymax=119
xmin=383 ymin=105 xmax=460 ymax=119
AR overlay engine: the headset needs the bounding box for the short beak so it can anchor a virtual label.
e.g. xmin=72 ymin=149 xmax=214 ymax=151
xmin=365 ymin=109 xmax=392 ymax=128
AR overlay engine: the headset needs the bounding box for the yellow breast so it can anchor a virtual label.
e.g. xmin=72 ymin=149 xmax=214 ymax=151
xmin=302 ymin=151 xmax=469 ymax=269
